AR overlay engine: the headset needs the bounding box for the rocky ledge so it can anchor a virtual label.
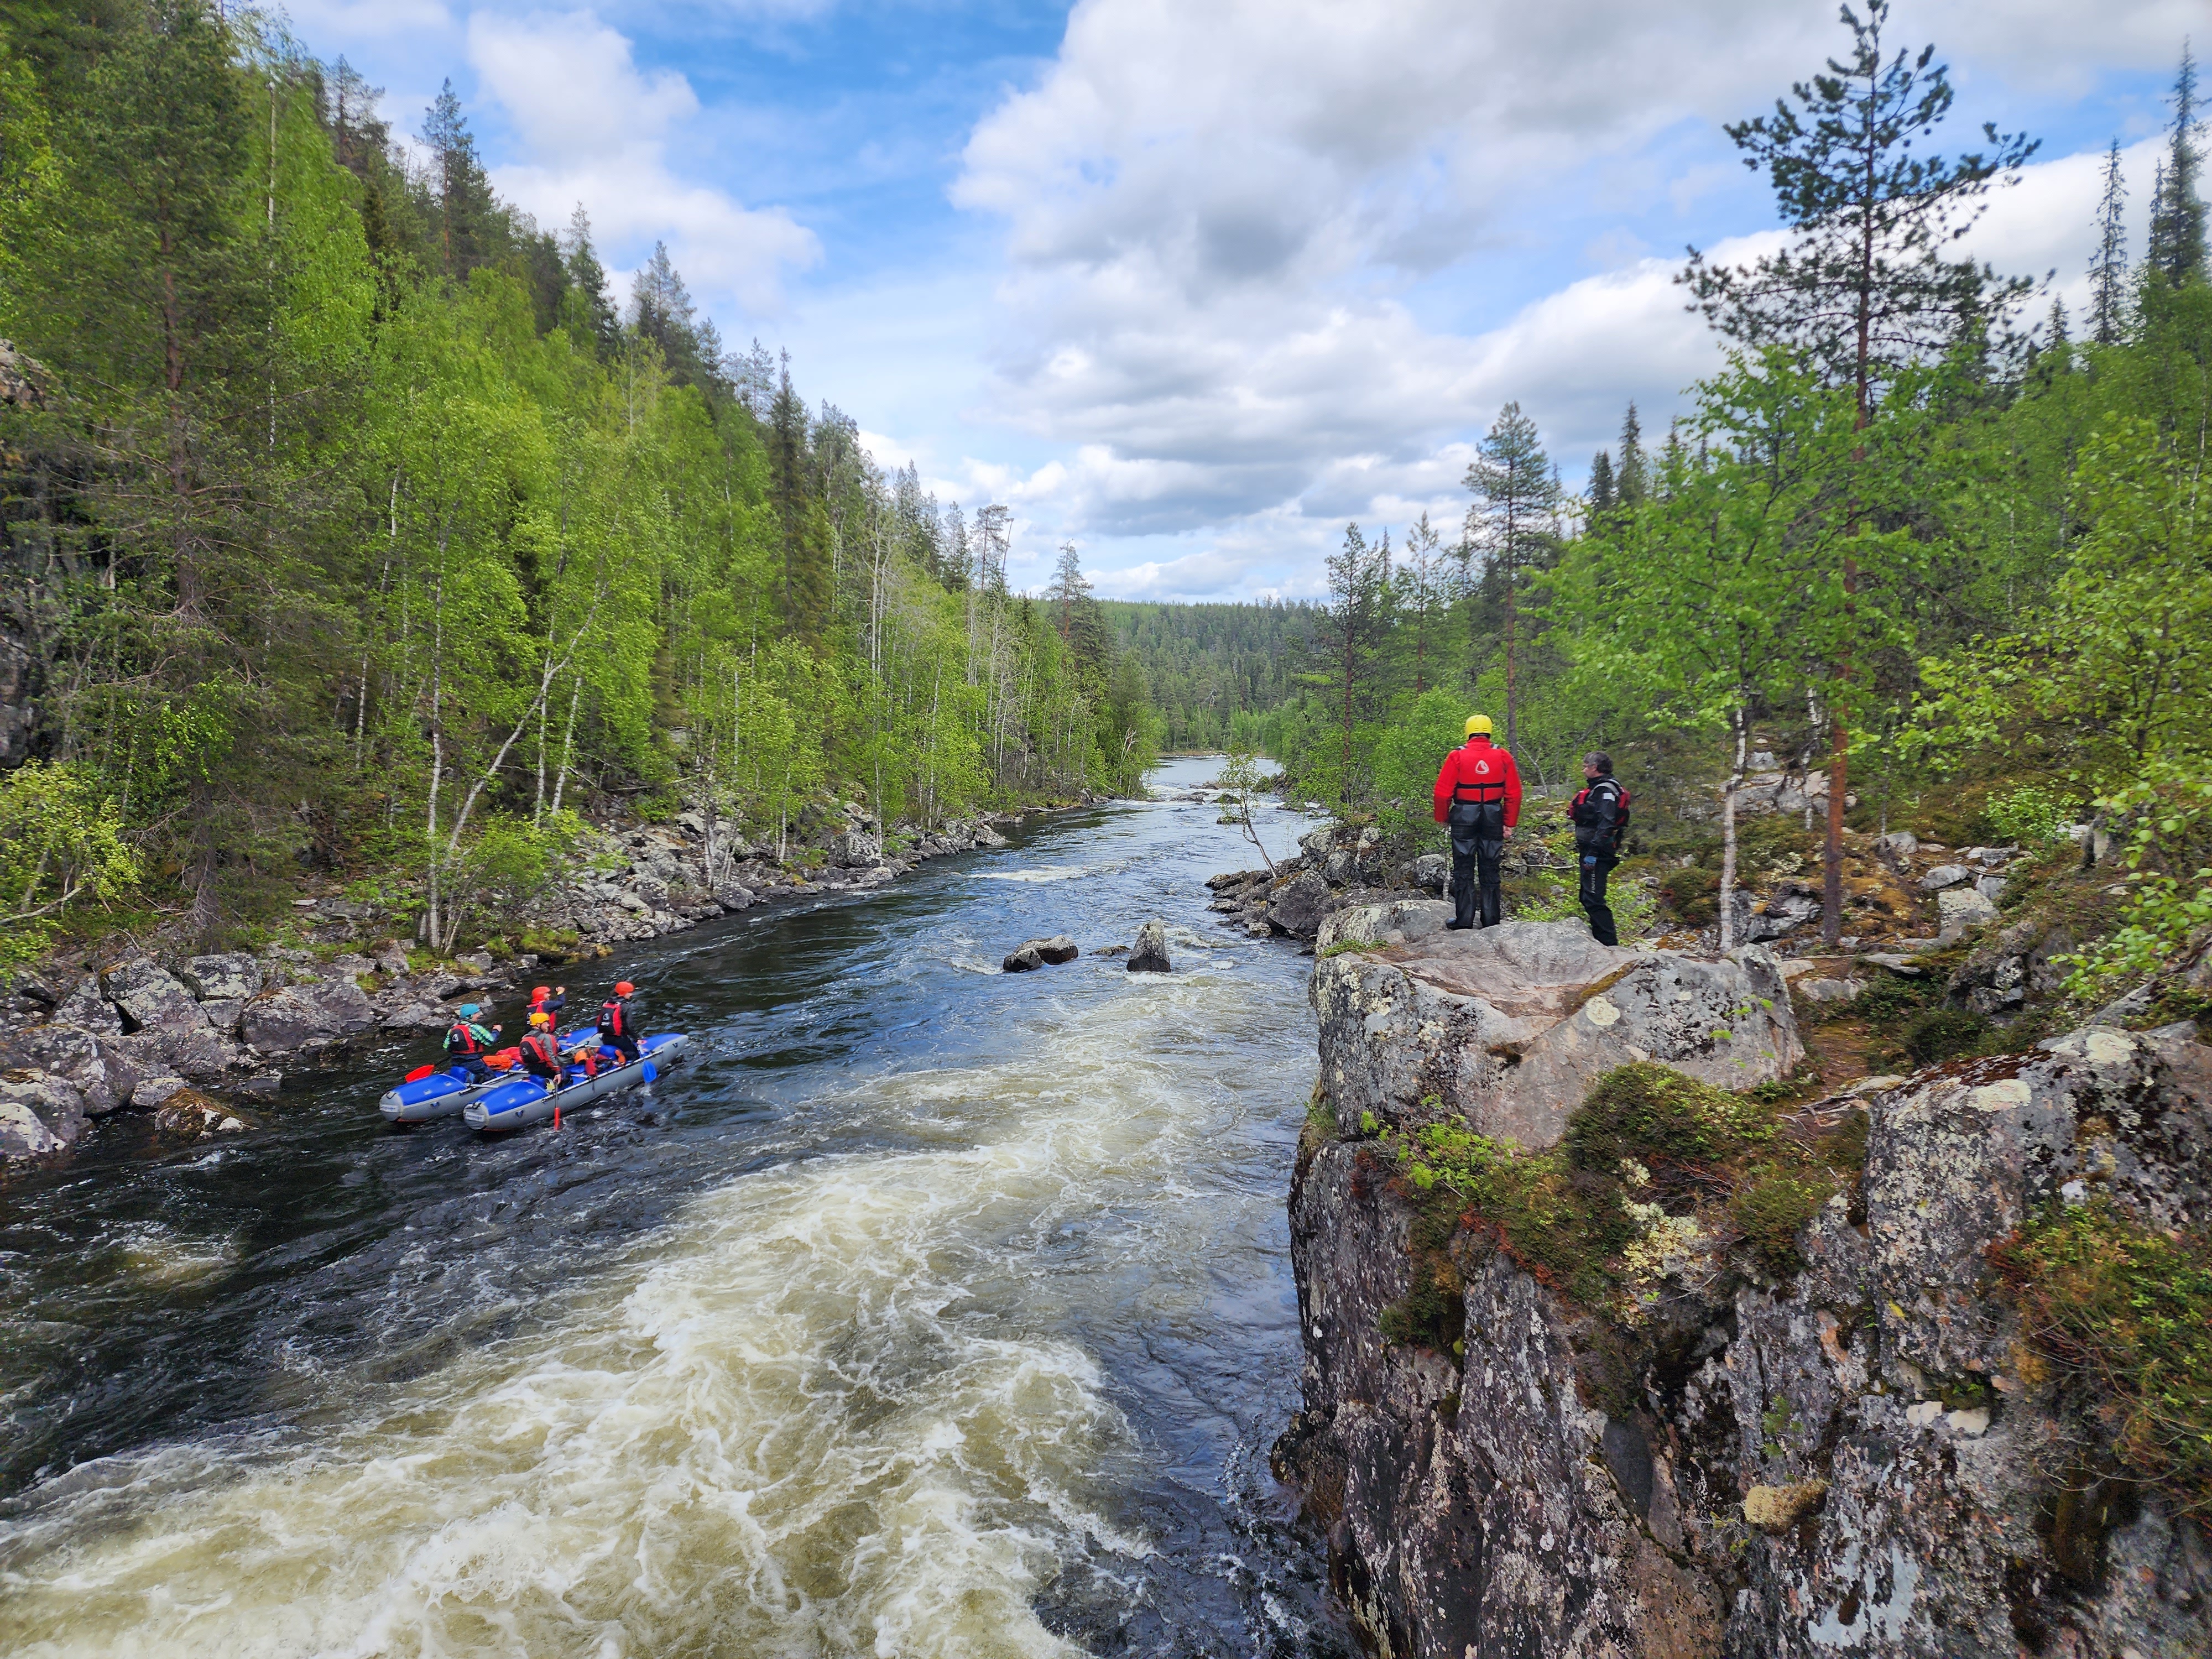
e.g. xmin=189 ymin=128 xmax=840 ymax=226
xmin=1275 ymin=899 xmax=2210 ymax=1657
xmin=1207 ymin=821 xmax=1458 ymax=942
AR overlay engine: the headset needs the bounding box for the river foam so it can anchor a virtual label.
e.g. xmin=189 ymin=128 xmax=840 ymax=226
xmin=1 ymin=959 xmax=1305 ymax=1657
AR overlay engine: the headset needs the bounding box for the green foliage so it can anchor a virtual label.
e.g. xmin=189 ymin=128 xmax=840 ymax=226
xmin=1563 ymin=1062 xmax=1775 ymax=1178
xmin=1728 ymin=1165 xmax=1836 ymax=1276
xmin=1901 ymin=1005 xmax=1992 ymax=1065
xmin=1994 ymin=1198 xmax=2212 ymax=1529
xmin=2063 ymin=759 xmax=2212 ymax=1000
xmin=0 ymin=759 xmax=140 ymax=974
xmin=1657 ymin=864 xmax=1721 ymax=927
xmin=1981 ymin=786 xmax=2074 ymax=848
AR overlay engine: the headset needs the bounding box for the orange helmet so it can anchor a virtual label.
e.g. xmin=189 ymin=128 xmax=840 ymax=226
xmin=529 ymin=1011 xmax=553 ymax=1028
xmin=531 ymin=985 xmax=550 ymax=1001
xmin=614 ymin=981 xmax=635 ymax=996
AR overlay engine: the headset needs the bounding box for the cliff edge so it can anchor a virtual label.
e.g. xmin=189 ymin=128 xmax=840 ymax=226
xmin=1276 ymin=902 xmax=2211 ymax=1657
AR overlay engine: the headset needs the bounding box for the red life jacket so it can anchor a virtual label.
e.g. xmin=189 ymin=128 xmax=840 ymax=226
xmin=446 ymin=1021 xmax=484 ymax=1055
xmin=601 ymin=998 xmax=631 ymax=1037
xmin=521 ymin=1031 xmax=561 ymax=1072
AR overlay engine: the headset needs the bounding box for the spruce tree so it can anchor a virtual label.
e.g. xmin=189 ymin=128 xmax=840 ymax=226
xmin=2089 ymin=138 xmax=2131 ymax=343
xmin=1589 ymin=450 xmax=1616 ymax=515
xmin=559 ymin=205 xmax=619 ymax=357
xmin=418 ymin=79 xmax=496 ymax=278
xmin=2145 ymin=45 xmax=2207 ymax=290
xmin=1462 ymin=402 xmax=1559 ymax=754
xmin=1317 ymin=523 xmax=1391 ymax=804
xmin=1616 ymin=402 xmax=1646 ymax=508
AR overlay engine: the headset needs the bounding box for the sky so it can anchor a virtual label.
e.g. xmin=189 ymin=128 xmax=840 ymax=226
xmin=278 ymin=0 xmax=2199 ymax=601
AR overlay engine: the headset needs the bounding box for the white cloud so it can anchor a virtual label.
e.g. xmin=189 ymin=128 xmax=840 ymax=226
xmin=468 ymin=9 xmax=819 ymax=313
xmin=951 ymin=0 xmax=2189 ymax=567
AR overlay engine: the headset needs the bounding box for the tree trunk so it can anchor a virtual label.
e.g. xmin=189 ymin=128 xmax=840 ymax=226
xmin=1719 ymin=706 xmax=1747 ymax=953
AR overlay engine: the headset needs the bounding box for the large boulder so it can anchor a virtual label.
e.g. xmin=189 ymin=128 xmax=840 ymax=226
xmin=1127 ymin=920 xmax=1173 ymax=974
xmin=49 ymin=975 xmax=121 ymax=1036
xmin=101 ymin=957 xmax=209 ymax=1039
xmin=179 ymin=952 xmax=263 ymax=1003
xmin=831 ymin=827 xmax=883 ymax=868
xmin=0 ymin=1070 xmax=87 ymax=1156
xmin=241 ymin=975 xmax=375 ymax=1053
xmin=153 ymin=1088 xmax=254 ymax=1141
xmin=0 ymin=1024 xmax=138 ymax=1114
xmin=1267 ymin=869 xmax=1335 ymax=938
xmin=1312 ymin=912 xmax=1802 ymax=1148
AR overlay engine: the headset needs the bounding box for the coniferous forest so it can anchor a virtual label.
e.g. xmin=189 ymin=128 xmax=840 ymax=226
xmin=0 ymin=3 xmax=1156 ymax=966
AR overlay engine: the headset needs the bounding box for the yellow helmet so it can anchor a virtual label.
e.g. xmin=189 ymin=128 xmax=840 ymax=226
xmin=529 ymin=1011 xmax=553 ymax=1029
xmin=1464 ymin=714 xmax=1493 ymax=737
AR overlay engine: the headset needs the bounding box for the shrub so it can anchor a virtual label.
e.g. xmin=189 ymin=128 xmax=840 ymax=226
xmin=1564 ymin=1061 xmax=1772 ymax=1181
xmin=1992 ymin=1198 xmax=2212 ymax=1530
xmin=1729 ymin=1165 xmax=1835 ymax=1276
xmin=1657 ymin=864 xmax=1720 ymax=927
xmin=1902 ymin=1006 xmax=1990 ymax=1065
xmin=1981 ymin=785 xmax=2074 ymax=847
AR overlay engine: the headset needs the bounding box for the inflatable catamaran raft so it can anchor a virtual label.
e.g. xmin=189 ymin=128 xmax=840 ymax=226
xmin=463 ymin=1030 xmax=689 ymax=1131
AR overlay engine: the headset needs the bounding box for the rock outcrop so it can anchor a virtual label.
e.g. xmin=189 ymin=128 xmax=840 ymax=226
xmin=1312 ymin=911 xmax=1802 ymax=1147
xmin=1277 ymin=900 xmax=2212 ymax=1657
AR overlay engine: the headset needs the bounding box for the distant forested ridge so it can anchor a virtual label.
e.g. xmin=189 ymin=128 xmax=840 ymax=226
xmin=0 ymin=2 xmax=1155 ymax=964
xmin=1100 ymin=599 xmax=1319 ymax=753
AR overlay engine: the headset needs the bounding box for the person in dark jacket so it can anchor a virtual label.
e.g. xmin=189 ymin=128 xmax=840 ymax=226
xmin=599 ymin=980 xmax=641 ymax=1065
xmin=1568 ymin=751 xmax=1630 ymax=946
xmin=1432 ymin=715 xmax=1523 ymax=930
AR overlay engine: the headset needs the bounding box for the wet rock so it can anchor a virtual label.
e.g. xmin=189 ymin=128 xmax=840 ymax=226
xmin=179 ymin=952 xmax=263 ymax=1003
xmin=1127 ymin=920 xmax=1173 ymax=974
xmin=153 ymin=1088 xmax=253 ymax=1140
xmin=0 ymin=1071 xmax=86 ymax=1156
xmin=714 ymin=884 xmax=757 ymax=912
xmin=1312 ymin=912 xmax=1802 ymax=1147
xmin=1003 ymin=935 xmax=1078 ymax=972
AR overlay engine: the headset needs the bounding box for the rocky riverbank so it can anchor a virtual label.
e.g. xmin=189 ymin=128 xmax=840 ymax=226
xmin=1272 ymin=899 xmax=2211 ymax=1655
xmin=0 ymin=804 xmax=1021 ymax=1160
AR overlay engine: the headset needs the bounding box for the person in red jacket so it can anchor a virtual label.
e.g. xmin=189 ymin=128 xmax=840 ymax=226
xmin=1433 ymin=714 xmax=1523 ymax=930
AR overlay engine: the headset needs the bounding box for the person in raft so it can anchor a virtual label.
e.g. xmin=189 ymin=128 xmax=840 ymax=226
xmin=599 ymin=980 xmax=641 ymax=1065
xmin=443 ymin=1003 xmax=501 ymax=1082
xmin=530 ymin=983 xmax=567 ymax=1026
xmin=518 ymin=1010 xmax=565 ymax=1090
xmin=1432 ymin=714 xmax=1523 ymax=931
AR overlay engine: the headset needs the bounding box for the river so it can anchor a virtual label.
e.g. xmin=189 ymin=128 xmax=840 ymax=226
xmin=0 ymin=759 xmax=1348 ymax=1658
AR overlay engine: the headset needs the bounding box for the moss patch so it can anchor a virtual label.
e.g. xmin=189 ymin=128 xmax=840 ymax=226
xmin=1992 ymin=1197 xmax=2212 ymax=1532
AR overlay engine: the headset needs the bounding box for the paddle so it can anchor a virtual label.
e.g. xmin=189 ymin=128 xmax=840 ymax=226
xmin=641 ymin=1058 xmax=658 ymax=1084
xmin=403 ymin=1063 xmax=435 ymax=1083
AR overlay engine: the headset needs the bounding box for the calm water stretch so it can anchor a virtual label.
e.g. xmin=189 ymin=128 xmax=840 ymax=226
xmin=0 ymin=760 xmax=1350 ymax=1658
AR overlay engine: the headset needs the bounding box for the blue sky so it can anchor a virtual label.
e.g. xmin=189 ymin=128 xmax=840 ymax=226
xmin=285 ymin=0 xmax=2198 ymax=599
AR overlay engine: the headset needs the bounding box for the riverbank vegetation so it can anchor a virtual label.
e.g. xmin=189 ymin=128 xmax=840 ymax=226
xmin=0 ymin=3 xmax=1157 ymax=971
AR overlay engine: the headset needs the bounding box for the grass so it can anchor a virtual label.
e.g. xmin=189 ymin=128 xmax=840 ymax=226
xmin=1991 ymin=1197 xmax=2212 ymax=1533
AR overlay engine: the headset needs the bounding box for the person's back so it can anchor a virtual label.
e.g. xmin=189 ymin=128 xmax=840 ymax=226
xmin=600 ymin=980 xmax=641 ymax=1065
xmin=1432 ymin=718 xmax=1522 ymax=929
xmin=519 ymin=1014 xmax=564 ymax=1085
xmin=444 ymin=1004 xmax=499 ymax=1080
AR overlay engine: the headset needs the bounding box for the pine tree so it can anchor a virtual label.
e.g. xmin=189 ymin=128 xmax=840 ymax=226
xmin=1681 ymin=0 xmax=2036 ymax=945
xmin=1317 ymin=523 xmax=1391 ymax=804
xmin=2089 ymin=138 xmax=2131 ymax=343
xmin=2145 ymin=45 xmax=2208 ymax=290
xmin=1463 ymin=402 xmax=1560 ymax=754
xmin=1051 ymin=542 xmax=1091 ymax=643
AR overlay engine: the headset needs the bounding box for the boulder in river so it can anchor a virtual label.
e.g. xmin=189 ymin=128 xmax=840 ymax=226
xmin=1 ymin=1023 xmax=138 ymax=1114
xmin=1126 ymin=920 xmax=1172 ymax=974
xmin=153 ymin=1088 xmax=253 ymax=1141
xmin=240 ymin=977 xmax=376 ymax=1053
xmin=1266 ymin=869 xmax=1334 ymax=939
xmin=1002 ymin=935 xmax=1079 ymax=972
